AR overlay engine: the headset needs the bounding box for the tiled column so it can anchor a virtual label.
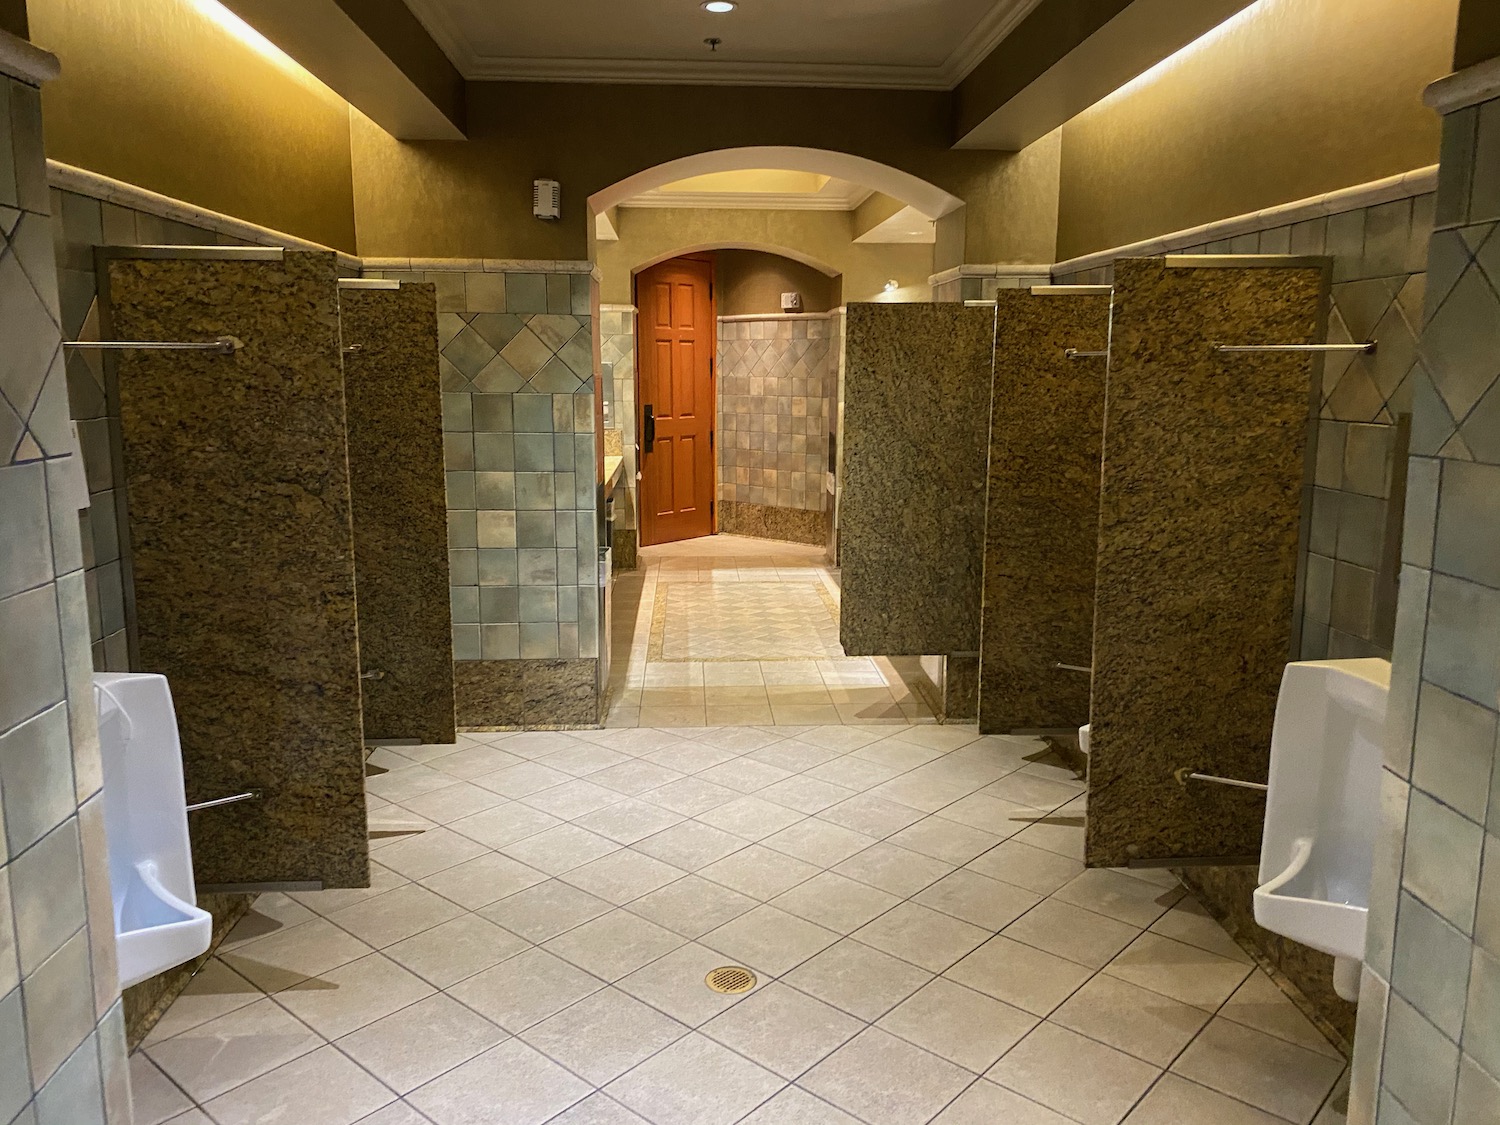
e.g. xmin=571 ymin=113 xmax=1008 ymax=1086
xmin=600 ymin=304 xmax=637 ymax=567
xmin=1351 ymin=60 xmax=1500 ymax=1125
xmin=371 ymin=261 xmax=602 ymax=727
xmin=0 ymin=30 xmax=133 ymax=1125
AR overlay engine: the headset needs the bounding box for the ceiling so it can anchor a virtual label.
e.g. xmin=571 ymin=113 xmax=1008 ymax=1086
xmin=624 ymin=170 xmax=874 ymax=210
xmin=402 ymin=0 xmax=1046 ymax=88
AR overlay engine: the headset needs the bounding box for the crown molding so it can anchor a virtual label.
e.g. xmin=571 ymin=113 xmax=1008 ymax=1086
xmin=404 ymin=0 xmax=1041 ymax=90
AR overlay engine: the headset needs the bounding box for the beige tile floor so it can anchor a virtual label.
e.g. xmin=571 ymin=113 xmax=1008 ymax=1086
xmin=132 ymin=534 xmax=1351 ymax=1125
xmin=603 ymin=535 xmax=938 ymax=728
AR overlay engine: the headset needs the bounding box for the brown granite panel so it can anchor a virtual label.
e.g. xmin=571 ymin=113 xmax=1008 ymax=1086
xmin=455 ymin=658 xmax=597 ymax=728
xmin=1087 ymin=257 xmax=1328 ymax=867
xmin=718 ymin=500 xmax=829 ymax=546
xmin=981 ymin=289 xmax=1110 ymax=734
xmin=106 ymin=249 xmax=369 ymax=889
xmin=839 ymin=303 xmax=995 ymax=655
xmin=943 ymin=655 xmax=979 ymax=720
xmin=340 ymin=284 xmax=456 ymax=744
xmin=612 ymin=527 xmax=639 ymax=571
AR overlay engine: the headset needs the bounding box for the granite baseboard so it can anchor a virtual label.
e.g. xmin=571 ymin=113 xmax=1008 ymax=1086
xmin=612 ymin=527 xmax=639 ymax=570
xmin=943 ymin=655 xmax=979 ymax=720
xmin=1178 ymin=865 xmax=1354 ymax=1051
xmin=718 ymin=500 xmax=828 ymax=546
xmin=455 ymin=658 xmax=599 ymax=728
xmin=125 ymin=891 xmax=253 ymax=1048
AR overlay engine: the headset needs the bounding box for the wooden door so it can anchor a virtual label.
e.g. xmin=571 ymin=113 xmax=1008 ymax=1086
xmin=637 ymin=257 xmax=716 ymax=545
xmin=339 ymin=281 xmax=456 ymax=745
xmin=103 ymin=247 xmax=369 ymax=890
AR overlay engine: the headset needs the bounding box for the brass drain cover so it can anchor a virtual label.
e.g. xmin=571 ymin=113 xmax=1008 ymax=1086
xmin=705 ymin=966 xmax=757 ymax=994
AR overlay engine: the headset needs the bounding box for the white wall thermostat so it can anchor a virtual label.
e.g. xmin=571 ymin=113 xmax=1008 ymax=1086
xmin=533 ymin=179 xmax=561 ymax=221
xmin=780 ymin=291 xmax=803 ymax=312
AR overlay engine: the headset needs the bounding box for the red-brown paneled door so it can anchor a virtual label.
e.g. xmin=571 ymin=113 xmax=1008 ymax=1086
xmin=637 ymin=255 xmax=716 ymax=545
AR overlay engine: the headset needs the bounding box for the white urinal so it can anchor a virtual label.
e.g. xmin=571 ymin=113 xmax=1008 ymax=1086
xmin=96 ymin=673 xmax=212 ymax=989
xmin=1253 ymin=658 xmax=1390 ymax=1001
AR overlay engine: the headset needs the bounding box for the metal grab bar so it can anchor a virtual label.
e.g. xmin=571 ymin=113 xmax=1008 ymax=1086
xmin=361 ymin=670 xmax=386 ymax=681
xmin=186 ymin=788 xmax=264 ymax=812
xmin=65 ymin=336 xmax=243 ymax=355
xmin=1173 ymin=767 xmax=1268 ymax=792
xmin=1064 ymin=349 xmax=1108 ymax=360
xmin=1053 ymin=662 xmax=1091 ymax=673
xmin=1213 ymin=342 xmax=1375 ymax=355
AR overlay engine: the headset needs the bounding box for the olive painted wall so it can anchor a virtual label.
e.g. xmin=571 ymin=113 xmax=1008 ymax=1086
xmin=717 ymin=250 xmax=840 ymax=317
xmin=1055 ymin=0 xmax=1457 ymax=260
xmin=28 ymin=0 xmax=358 ymax=252
xmin=350 ymin=82 xmax=1062 ymax=265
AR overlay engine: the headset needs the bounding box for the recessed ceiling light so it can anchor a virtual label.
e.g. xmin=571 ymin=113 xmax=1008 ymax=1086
xmin=702 ymin=1 xmax=737 ymax=12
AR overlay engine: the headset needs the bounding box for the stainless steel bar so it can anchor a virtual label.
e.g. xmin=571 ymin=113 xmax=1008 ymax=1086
xmin=1213 ymin=342 xmax=1375 ymax=354
xmin=65 ymin=336 xmax=243 ymax=355
xmin=1175 ymin=768 xmax=1268 ymax=792
xmin=1053 ymin=662 xmax=1091 ymax=673
xmin=361 ymin=670 xmax=386 ymax=681
xmin=1064 ymin=349 xmax=1108 ymax=360
xmin=186 ymin=788 xmax=264 ymax=812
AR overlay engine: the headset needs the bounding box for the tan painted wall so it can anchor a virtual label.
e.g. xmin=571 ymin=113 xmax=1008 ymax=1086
xmin=1457 ymin=0 xmax=1500 ymax=68
xmin=716 ymin=249 xmax=840 ymax=316
xmin=351 ymin=82 xmax=1061 ymax=264
xmin=1055 ymin=0 xmax=1457 ymax=260
xmin=28 ymin=0 xmax=358 ymax=251
xmin=594 ymin=207 xmax=934 ymax=308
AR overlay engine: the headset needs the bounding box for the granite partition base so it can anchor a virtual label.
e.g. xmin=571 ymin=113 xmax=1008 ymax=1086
xmin=125 ymin=891 xmax=253 ymax=1048
xmin=717 ymin=500 xmax=828 ymax=547
xmin=613 ymin=527 xmax=639 ymax=571
xmin=1177 ymin=866 xmax=1355 ymax=1050
xmin=943 ymin=655 xmax=979 ymax=721
xmin=455 ymin=659 xmax=599 ymax=728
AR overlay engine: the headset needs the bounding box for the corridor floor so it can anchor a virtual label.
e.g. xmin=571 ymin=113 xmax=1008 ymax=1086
xmin=131 ymin=721 xmax=1351 ymax=1125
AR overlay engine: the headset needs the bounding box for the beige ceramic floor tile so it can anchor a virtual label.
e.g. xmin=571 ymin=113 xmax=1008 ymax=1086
xmin=1170 ymin=1017 xmax=1345 ymax=1123
xmin=616 ymin=941 xmax=767 ymax=1027
xmin=545 ymin=1092 xmax=652 ymax=1124
xmin=913 ymin=869 xmax=1040 ymax=931
xmin=500 ymin=824 xmax=622 ymax=876
xmin=447 ymin=948 xmax=605 ymax=1033
xmin=543 ymin=909 xmax=685 ymax=981
xmin=573 ymin=798 xmax=684 ymax=845
xmin=783 ymin=938 xmax=934 ymax=1022
xmin=477 ymin=880 xmax=613 ymax=944
xmin=142 ymin=959 xmax=263 ymax=1045
xmin=558 ymin=848 xmax=686 ymax=905
xmin=699 ymin=845 xmax=821 ymax=901
xmin=801 ymin=1027 xmax=974 ymax=1125
xmin=852 ymin=902 xmax=990 ymax=973
xmin=930 ymin=1080 xmax=1076 ymax=1125
xmin=335 ymin=992 xmax=506 ymax=1094
xmin=519 ymin=987 xmax=689 ymax=1086
xmin=288 ymin=864 xmax=410 ymax=919
xmin=1103 ymin=933 xmax=1253 ymax=1011
xmin=736 ymin=1087 xmax=864 ymax=1124
xmin=605 ymin=1032 xmax=786 ymax=1125
xmin=221 ymin=918 xmax=374 ymax=993
xmin=1219 ymin=970 xmax=1345 ymax=1058
xmin=886 ymin=818 xmax=1001 ymax=866
xmin=964 ymin=839 xmax=1084 ymax=897
xmin=878 ymin=977 xmax=1038 ymax=1074
xmin=276 ymin=952 xmax=436 ymax=1039
xmin=407 ymin=1039 xmax=593 ymax=1125
xmin=988 ymin=1022 xmax=1161 ymax=1125
xmin=418 ymin=852 xmax=549 ymax=911
xmin=202 ymin=1044 xmax=394 ymax=1125
xmin=383 ymin=913 xmax=528 ymax=990
xmin=832 ymin=842 xmax=955 ymax=898
xmin=701 ymin=904 xmax=840 ymax=976
xmin=763 ymin=819 xmax=878 ymax=868
xmin=943 ymin=935 xmax=1092 ymax=1017
xmin=1052 ymin=868 xmax=1185 ymax=928
xmin=146 ymin=998 xmax=322 ymax=1104
xmin=770 ymin=871 xmax=902 ymax=934
xmin=376 ymin=827 xmax=492 ymax=881
xmin=623 ymin=874 xmax=759 ymax=938
xmin=130 ymin=1052 xmax=193 ymax=1125
xmin=399 ymin=781 xmax=510 ymax=824
xmin=1002 ymin=898 xmax=1141 ymax=970
xmin=632 ymin=820 xmax=748 ymax=871
xmin=519 ymin=780 xmax=625 ymax=820
xmin=326 ymin=884 xmax=466 ymax=949
xmin=1123 ymin=1073 xmax=1287 ymax=1125
xmin=700 ymin=982 xmax=862 ymax=1079
xmin=1050 ymin=973 xmax=1213 ymax=1067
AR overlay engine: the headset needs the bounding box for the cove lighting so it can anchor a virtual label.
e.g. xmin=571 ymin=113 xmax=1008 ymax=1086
xmin=703 ymin=1 xmax=738 ymax=12
xmin=189 ymin=0 xmax=335 ymax=95
xmin=1091 ymin=0 xmax=1266 ymax=110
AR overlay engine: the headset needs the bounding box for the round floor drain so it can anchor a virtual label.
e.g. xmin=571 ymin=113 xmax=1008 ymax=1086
xmin=705 ymin=966 xmax=757 ymax=994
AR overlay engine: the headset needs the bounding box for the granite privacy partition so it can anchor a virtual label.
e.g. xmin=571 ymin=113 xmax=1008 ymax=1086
xmin=839 ymin=303 xmax=995 ymax=657
xmin=0 ymin=33 xmax=133 ymax=1124
xmin=339 ymin=281 xmax=456 ymax=744
xmin=979 ymin=286 xmax=1111 ymax=734
xmin=1052 ymin=172 xmax=1437 ymax=664
xmin=716 ymin=313 xmax=834 ymax=546
xmin=1086 ymin=256 xmax=1328 ymax=871
xmin=104 ymin=248 xmax=369 ymax=889
xmin=366 ymin=260 xmax=603 ymax=727
xmin=1350 ymin=71 xmax=1500 ymax=1125
xmin=601 ymin=304 xmax=639 ymax=567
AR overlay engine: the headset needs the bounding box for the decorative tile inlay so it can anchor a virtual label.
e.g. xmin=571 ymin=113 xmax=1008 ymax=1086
xmin=649 ymin=580 xmax=841 ymax=663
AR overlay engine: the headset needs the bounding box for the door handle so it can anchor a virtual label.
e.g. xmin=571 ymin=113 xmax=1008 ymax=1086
xmin=643 ymin=405 xmax=655 ymax=453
